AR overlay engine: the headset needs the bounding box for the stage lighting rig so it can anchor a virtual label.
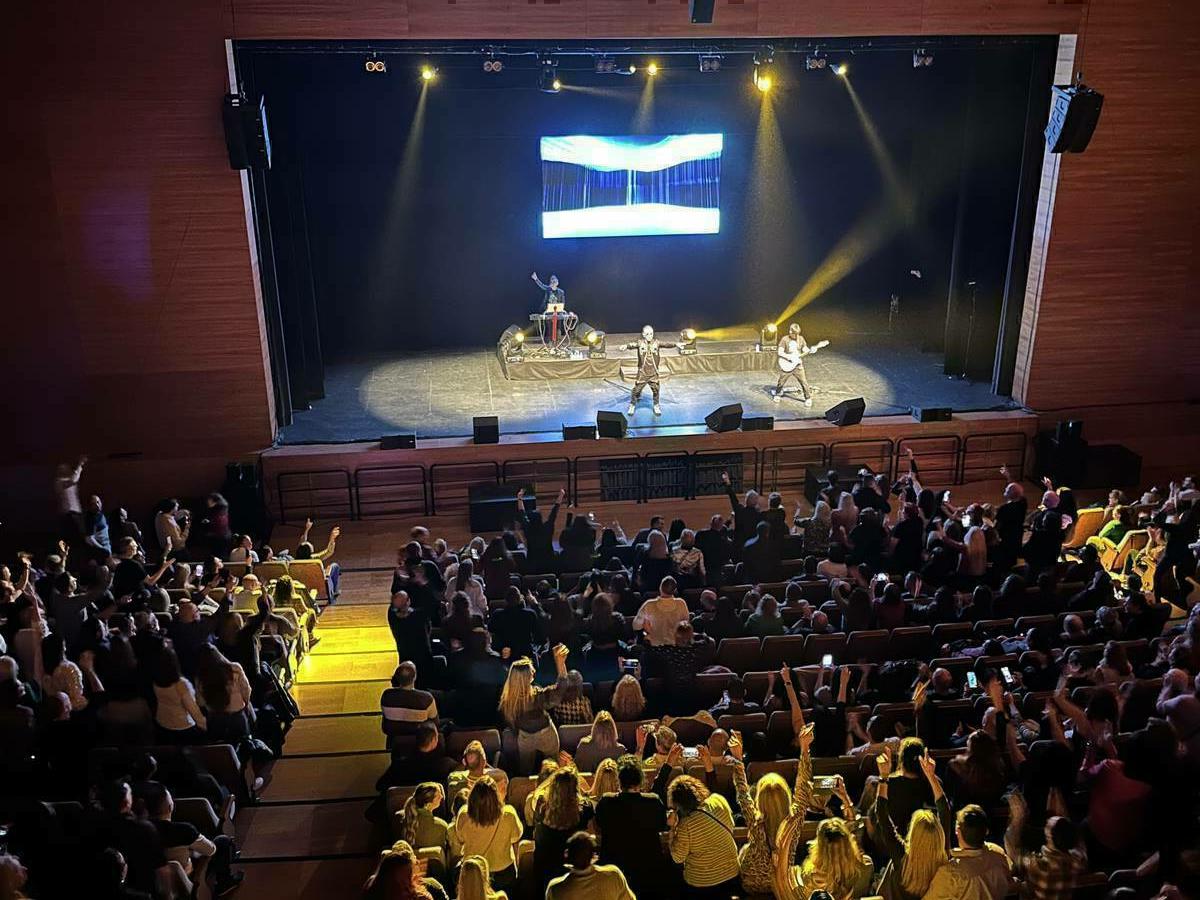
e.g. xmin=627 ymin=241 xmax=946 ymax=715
xmin=679 ymin=328 xmax=698 ymax=355
xmin=805 ymin=54 xmax=827 ymax=71
xmin=420 ymin=64 xmax=438 ymax=82
xmin=595 ymin=55 xmax=617 ymax=74
xmin=913 ymin=49 xmax=934 ymax=68
xmin=539 ymin=57 xmax=561 ymax=93
xmin=483 ymin=52 xmax=504 ymax=73
xmin=698 ymin=54 xmax=721 ymax=73
xmin=752 ymin=48 xmax=775 ymax=92
xmin=646 ymin=62 xmax=660 ymax=76
xmin=584 ymin=330 xmax=607 ymax=358
xmin=833 ymin=62 xmax=849 ymax=77
xmin=760 ymin=322 xmax=779 ymax=348
xmin=364 ymin=56 xmax=388 ymax=74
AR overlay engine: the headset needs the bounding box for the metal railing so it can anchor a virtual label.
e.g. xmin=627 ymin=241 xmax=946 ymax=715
xmin=354 ymin=465 xmax=428 ymax=519
xmin=276 ymin=469 xmax=353 ymax=525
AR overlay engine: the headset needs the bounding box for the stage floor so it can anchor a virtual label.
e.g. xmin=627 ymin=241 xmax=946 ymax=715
xmin=279 ymin=338 xmax=1018 ymax=443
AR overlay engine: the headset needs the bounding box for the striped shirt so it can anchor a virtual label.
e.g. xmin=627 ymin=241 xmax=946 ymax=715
xmin=381 ymin=687 xmax=438 ymax=733
xmin=670 ymin=794 xmax=740 ymax=887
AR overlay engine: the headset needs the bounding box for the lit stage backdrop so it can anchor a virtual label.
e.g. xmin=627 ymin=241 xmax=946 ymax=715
xmin=540 ymin=134 xmax=722 ymax=239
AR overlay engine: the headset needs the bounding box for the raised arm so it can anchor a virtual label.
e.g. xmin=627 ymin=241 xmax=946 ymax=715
xmin=872 ymin=753 xmax=906 ymax=860
xmin=779 ymin=665 xmax=806 ymax=738
xmin=531 ymin=272 xmax=549 ymax=291
xmin=721 ymin=471 xmax=742 ymax=511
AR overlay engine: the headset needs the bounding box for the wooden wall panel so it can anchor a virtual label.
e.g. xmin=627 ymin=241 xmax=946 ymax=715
xmin=6 ymin=0 xmax=1197 ymax=513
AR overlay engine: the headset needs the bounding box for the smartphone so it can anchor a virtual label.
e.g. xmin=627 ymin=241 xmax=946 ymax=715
xmin=821 ymin=653 xmax=834 ymax=669
xmin=966 ymin=671 xmax=979 ymax=690
xmin=812 ymin=775 xmax=839 ymax=797
xmin=620 ymin=659 xmax=639 ymax=675
xmin=682 ymin=746 xmax=699 ymax=760
xmin=1000 ymin=666 xmax=1014 ymax=686
xmin=194 ymin=563 xmax=204 ymax=579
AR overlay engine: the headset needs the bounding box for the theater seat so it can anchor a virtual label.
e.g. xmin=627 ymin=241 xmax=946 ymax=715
xmin=760 ymin=635 xmax=806 ymax=670
xmin=1064 ymin=506 xmax=1106 ymax=549
xmin=845 ymin=630 xmax=890 ymax=663
xmin=801 ymin=633 xmax=846 ymax=665
xmin=888 ymin=626 xmax=932 ymax=661
xmin=716 ymin=637 xmax=762 ymax=672
xmin=445 ymin=728 xmax=502 ymax=762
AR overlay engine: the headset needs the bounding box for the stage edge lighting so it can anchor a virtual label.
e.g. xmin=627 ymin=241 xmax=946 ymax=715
xmin=585 ymin=330 xmax=607 ymax=358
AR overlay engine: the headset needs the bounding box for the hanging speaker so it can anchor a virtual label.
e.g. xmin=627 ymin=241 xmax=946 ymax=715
xmin=222 ymin=93 xmax=272 ymax=171
xmin=825 ymin=398 xmax=865 ymax=427
xmin=1045 ymin=85 xmax=1103 ymax=153
xmin=705 ymin=403 xmax=743 ymax=433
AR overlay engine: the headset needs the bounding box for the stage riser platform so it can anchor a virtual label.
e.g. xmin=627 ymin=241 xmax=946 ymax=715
xmin=503 ymin=336 xmax=772 ymax=381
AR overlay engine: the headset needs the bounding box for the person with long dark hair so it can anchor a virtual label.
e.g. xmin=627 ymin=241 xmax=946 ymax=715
xmin=152 ymin=646 xmax=206 ymax=744
xmin=195 ymin=644 xmax=253 ymax=743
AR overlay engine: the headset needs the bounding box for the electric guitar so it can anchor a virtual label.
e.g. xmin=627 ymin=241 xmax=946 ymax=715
xmin=777 ymin=339 xmax=829 ymax=373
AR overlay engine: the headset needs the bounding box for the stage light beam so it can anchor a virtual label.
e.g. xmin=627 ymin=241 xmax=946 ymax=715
xmin=647 ymin=62 xmax=659 ymax=76
xmin=420 ymin=64 xmax=437 ymax=82
xmin=834 ymin=63 xmax=849 ymax=77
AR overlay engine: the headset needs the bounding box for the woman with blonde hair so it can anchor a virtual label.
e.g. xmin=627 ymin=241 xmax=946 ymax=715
xmin=532 ymin=766 xmax=594 ymax=892
xmin=498 ymin=644 xmax=571 ymax=774
xmin=610 ymin=674 xmax=647 ymax=722
xmin=399 ymin=783 xmax=449 ymax=858
xmin=273 ymin=574 xmax=317 ymax=642
xmin=451 ymin=777 xmax=523 ymax=890
xmin=667 ymin=770 xmax=741 ymax=897
xmin=587 ymin=757 xmax=621 ymax=798
xmin=574 ymin=710 xmax=627 ymax=771
xmin=795 ymin=499 xmax=834 ymax=557
xmin=456 ymin=855 xmax=506 ymax=900
xmin=871 ymin=751 xmax=951 ymax=900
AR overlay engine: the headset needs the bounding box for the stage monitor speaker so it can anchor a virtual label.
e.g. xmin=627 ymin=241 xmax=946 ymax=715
xmin=380 ymin=434 xmax=416 ymax=450
xmin=222 ymin=93 xmax=272 ymax=170
xmin=1045 ymin=85 xmax=1103 ymax=153
xmin=741 ymin=415 xmax=774 ymax=432
xmin=1055 ymin=419 xmax=1083 ymax=442
xmin=689 ymin=0 xmax=715 ymax=23
xmin=825 ymin=397 xmax=865 ymax=427
xmin=911 ymin=406 xmax=952 ymax=423
xmin=596 ymin=410 xmax=628 ymax=439
xmin=705 ymin=403 xmax=743 ymax=433
xmin=562 ymin=424 xmax=597 ymax=441
xmin=473 ymin=416 xmax=500 ymax=445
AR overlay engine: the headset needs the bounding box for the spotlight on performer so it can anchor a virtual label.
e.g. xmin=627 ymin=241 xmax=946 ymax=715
xmin=420 ymin=64 xmax=437 ymax=82
xmin=679 ymin=328 xmax=698 ymax=356
xmin=584 ymin=330 xmax=607 ymax=359
xmin=760 ymin=322 xmax=779 ymax=347
xmin=833 ymin=62 xmax=849 ymax=77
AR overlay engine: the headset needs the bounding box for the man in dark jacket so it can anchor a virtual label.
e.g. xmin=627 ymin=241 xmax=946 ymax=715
xmin=695 ymin=515 xmax=733 ymax=585
xmin=595 ymin=755 xmax=676 ymax=899
xmin=740 ymin=521 xmax=779 ymax=584
xmin=721 ymin=471 xmax=762 ymax=560
xmin=517 ymin=487 xmax=563 ymax=570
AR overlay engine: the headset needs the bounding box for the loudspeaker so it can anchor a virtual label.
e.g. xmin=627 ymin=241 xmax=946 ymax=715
xmin=825 ymin=398 xmax=865 ymax=427
xmin=222 ymin=93 xmax=272 ymax=170
xmin=1055 ymin=419 xmax=1083 ymax=442
xmin=689 ymin=0 xmax=716 ymax=23
xmin=596 ymin=411 xmax=628 ymax=439
xmin=705 ymin=403 xmax=743 ymax=433
xmin=741 ymin=415 xmax=775 ymax=431
xmin=911 ymin=406 xmax=952 ymax=423
xmin=1045 ymin=85 xmax=1104 ymax=153
xmin=562 ymin=424 xmax=597 ymax=441
xmin=380 ymin=434 xmax=416 ymax=450
xmin=473 ymin=416 xmax=500 ymax=445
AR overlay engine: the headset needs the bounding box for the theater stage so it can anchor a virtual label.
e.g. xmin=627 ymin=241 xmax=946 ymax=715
xmin=278 ymin=335 xmax=1016 ymax=444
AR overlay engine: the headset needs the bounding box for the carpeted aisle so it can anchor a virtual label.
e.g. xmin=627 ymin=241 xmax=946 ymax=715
xmin=241 ymin=595 xmax=396 ymax=898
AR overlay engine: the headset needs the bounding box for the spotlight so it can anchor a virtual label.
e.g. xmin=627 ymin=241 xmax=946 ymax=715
xmin=420 ymin=64 xmax=437 ymax=82
xmin=584 ymin=330 xmax=607 ymax=358
xmin=754 ymin=68 xmax=773 ymax=92
xmin=539 ymin=59 xmax=561 ymax=93
xmin=483 ymin=56 xmax=504 ymax=74
xmin=760 ymin=322 xmax=779 ymax=347
xmin=646 ymin=62 xmax=659 ymax=76
xmin=698 ymin=54 xmax=721 ymax=73
xmin=913 ymin=48 xmax=934 ymax=68
xmin=833 ymin=62 xmax=849 ymax=77
xmin=679 ymin=328 xmax=698 ymax=355
xmin=752 ymin=49 xmax=775 ymax=92
xmin=805 ymin=55 xmax=827 ymax=71
xmin=514 ymin=332 xmax=525 ymax=345
xmin=595 ymin=55 xmax=617 ymax=74
xmin=628 ymin=65 xmax=637 ymax=74
xmin=365 ymin=57 xmax=388 ymax=74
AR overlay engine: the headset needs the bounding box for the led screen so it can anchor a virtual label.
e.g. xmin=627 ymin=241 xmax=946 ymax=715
xmin=540 ymin=134 xmax=722 ymax=239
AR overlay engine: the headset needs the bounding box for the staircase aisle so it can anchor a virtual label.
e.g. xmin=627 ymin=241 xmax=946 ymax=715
xmin=236 ymin=598 xmax=395 ymax=898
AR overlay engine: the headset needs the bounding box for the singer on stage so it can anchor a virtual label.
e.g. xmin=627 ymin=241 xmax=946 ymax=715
xmin=530 ymin=271 xmax=564 ymax=310
xmin=625 ymin=325 xmax=676 ymax=417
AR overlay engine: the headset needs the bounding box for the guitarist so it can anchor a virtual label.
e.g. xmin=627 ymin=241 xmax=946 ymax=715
xmin=774 ymin=323 xmax=826 ymax=406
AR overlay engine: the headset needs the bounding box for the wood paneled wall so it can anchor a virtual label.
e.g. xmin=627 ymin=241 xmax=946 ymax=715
xmin=3 ymin=0 xmax=1197 ymax=528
